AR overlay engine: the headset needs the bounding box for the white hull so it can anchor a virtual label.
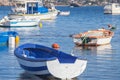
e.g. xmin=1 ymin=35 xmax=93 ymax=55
xmin=73 ymin=37 xmax=112 ymax=46
xmin=47 ymin=59 xmax=87 ymax=79
xmin=9 ymin=11 xmax=58 ymax=20
xmin=104 ymin=9 xmax=120 ymax=14
xmin=72 ymin=29 xmax=114 ymax=46
xmin=11 ymin=21 xmax=38 ymax=27
xmin=104 ymin=3 xmax=120 ymax=14
xmin=0 ymin=17 xmax=39 ymax=27
xmin=59 ymin=11 xmax=70 ymax=16
xmin=16 ymin=54 xmax=87 ymax=78
xmin=0 ymin=21 xmax=38 ymax=27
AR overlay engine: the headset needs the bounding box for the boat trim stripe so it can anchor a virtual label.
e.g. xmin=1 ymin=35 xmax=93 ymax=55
xmin=20 ymin=64 xmax=48 ymax=71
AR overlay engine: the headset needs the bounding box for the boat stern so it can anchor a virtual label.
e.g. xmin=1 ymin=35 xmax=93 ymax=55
xmin=47 ymin=58 xmax=87 ymax=79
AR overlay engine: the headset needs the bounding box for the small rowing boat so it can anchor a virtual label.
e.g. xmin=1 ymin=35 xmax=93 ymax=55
xmin=14 ymin=43 xmax=87 ymax=79
xmin=72 ymin=29 xmax=114 ymax=46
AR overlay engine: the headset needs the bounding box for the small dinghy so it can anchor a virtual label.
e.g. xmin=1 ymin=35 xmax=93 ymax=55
xmin=14 ymin=43 xmax=87 ymax=79
xmin=72 ymin=29 xmax=114 ymax=46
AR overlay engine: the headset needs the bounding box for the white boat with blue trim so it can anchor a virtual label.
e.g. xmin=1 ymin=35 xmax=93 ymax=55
xmin=14 ymin=43 xmax=87 ymax=79
xmin=0 ymin=16 xmax=40 ymax=27
xmin=9 ymin=0 xmax=59 ymax=20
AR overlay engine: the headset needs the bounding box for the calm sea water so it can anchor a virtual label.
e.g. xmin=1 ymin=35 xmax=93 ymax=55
xmin=0 ymin=6 xmax=120 ymax=80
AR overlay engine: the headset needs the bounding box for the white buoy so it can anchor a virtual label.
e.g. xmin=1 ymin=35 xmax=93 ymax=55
xmin=8 ymin=36 xmax=15 ymax=48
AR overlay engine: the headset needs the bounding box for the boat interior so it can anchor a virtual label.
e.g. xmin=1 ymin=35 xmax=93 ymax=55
xmin=22 ymin=47 xmax=77 ymax=63
xmin=73 ymin=29 xmax=113 ymax=39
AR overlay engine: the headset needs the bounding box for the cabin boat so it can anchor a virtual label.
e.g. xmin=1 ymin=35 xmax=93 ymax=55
xmin=72 ymin=29 xmax=114 ymax=46
xmin=9 ymin=0 xmax=59 ymax=20
xmin=0 ymin=16 xmax=40 ymax=27
xmin=14 ymin=43 xmax=87 ymax=79
xmin=104 ymin=3 xmax=120 ymax=14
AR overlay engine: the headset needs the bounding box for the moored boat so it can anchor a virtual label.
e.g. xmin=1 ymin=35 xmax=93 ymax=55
xmin=72 ymin=29 xmax=114 ymax=46
xmin=8 ymin=0 xmax=59 ymax=20
xmin=8 ymin=12 xmax=57 ymax=20
xmin=104 ymin=3 xmax=120 ymax=14
xmin=0 ymin=16 xmax=40 ymax=27
xmin=14 ymin=43 xmax=87 ymax=79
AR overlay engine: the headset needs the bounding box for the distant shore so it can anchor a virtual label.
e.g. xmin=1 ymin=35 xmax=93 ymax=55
xmin=0 ymin=2 xmax=14 ymax=6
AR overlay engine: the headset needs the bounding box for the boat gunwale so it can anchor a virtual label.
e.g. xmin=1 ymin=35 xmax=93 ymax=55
xmin=14 ymin=43 xmax=86 ymax=63
xmin=75 ymin=42 xmax=111 ymax=46
xmin=14 ymin=51 xmax=57 ymax=62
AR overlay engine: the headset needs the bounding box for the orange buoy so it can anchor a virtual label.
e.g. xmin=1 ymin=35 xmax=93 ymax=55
xmin=52 ymin=43 xmax=60 ymax=50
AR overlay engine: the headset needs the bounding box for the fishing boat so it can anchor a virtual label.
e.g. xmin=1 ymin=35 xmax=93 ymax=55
xmin=0 ymin=16 xmax=40 ymax=27
xmin=14 ymin=43 xmax=87 ymax=79
xmin=0 ymin=31 xmax=19 ymax=46
xmin=8 ymin=0 xmax=59 ymax=20
xmin=72 ymin=29 xmax=114 ymax=46
xmin=104 ymin=3 xmax=120 ymax=14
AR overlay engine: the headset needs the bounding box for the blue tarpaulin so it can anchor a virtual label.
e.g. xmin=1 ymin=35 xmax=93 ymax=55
xmin=38 ymin=7 xmax=48 ymax=13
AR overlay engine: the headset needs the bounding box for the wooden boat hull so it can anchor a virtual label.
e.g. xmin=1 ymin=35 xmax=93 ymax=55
xmin=16 ymin=57 xmax=50 ymax=75
xmin=73 ymin=37 xmax=112 ymax=46
xmin=72 ymin=29 xmax=114 ymax=46
xmin=14 ymin=43 xmax=87 ymax=79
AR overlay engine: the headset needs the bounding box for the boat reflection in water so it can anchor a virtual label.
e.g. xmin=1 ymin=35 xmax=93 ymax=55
xmin=71 ymin=44 xmax=112 ymax=57
xmin=19 ymin=72 xmax=58 ymax=80
xmin=0 ymin=43 xmax=18 ymax=53
xmin=19 ymin=72 xmax=78 ymax=80
xmin=0 ymin=44 xmax=8 ymax=52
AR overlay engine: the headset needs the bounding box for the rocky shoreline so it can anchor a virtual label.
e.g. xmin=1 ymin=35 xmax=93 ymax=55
xmin=0 ymin=1 xmax=14 ymax=6
xmin=0 ymin=0 xmax=120 ymax=6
